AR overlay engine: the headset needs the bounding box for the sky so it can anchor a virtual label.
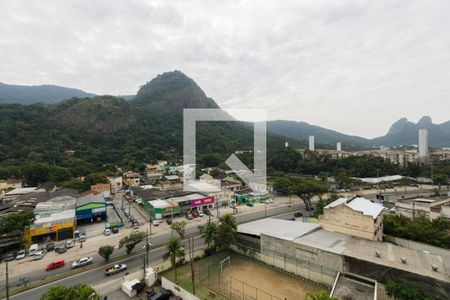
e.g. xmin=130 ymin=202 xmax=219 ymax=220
xmin=1 ymin=0 xmax=450 ymax=138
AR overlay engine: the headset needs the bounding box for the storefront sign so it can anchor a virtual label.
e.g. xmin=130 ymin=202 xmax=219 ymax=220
xmin=190 ymin=196 xmax=215 ymax=207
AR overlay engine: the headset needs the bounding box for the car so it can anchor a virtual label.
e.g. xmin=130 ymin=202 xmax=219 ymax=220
xmin=229 ymin=203 xmax=236 ymax=209
xmin=264 ymin=199 xmax=273 ymax=204
xmin=33 ymin=250 xmax=46 ymax=260
xmin=204 ymin=209 xmax=212 ymax=216
xmin=246 ymin=203 xmax=254 ymax=207
xmin=16 ymin=249 xmax=26 ymax=260
xmin=105 ymin=264 xmax=127 ymax=276
xmin=29 ymin=244 xmax=39 ymax=256
xmin=152 ymin=219 xmax=160 ymax=226
xmin=4 ymin=253 xmax=15 ymax=262
xmin=294 ymin=212 xmax=303 ymax=218
xmin=104 ymin=228 xmax=112 ymax=236
xmin=133 ymin=222 xmax=140 ymax=229
xmin=55 ymin=245 xmax=67 ymax=254
xmin=166 ymin=219 xmax=172 ymax=225
xmin=65 ymin=240 xmax=74 ymax=248
xmin=79 ymin=234 xmax=86 ymax=242
xmin=192 ymin=211 xmax=198 ymax=218
xmin=71 ymin=256 xmax=93 ymax=269
xmin=198 ymin=211 xmax=204 ymax=217
xmin=46 ymin=260 xmax=65 ymax=271
xmin=112 ymin=227 xmax=119 ymax=234
xmin=46 ymin=243 xmax=55 ymax=252
xmin=185 ymin=214 xmax=193 ymax=220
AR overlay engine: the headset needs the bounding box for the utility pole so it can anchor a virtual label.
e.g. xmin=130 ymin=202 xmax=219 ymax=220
xmin=6 ymin=261 xmax=10 ymax=300
xmin=189 ymin=237 xmax=196 ymax=295
xmin=146 ymin=229 xmax=150 ymax=265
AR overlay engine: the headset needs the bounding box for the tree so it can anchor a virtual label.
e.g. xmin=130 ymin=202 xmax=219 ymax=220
xmin=98 ymin=245 xmax=114 ymax=261
xmin=312 ymin=193 xmax=339 ymax=218
xmin=163 ymin=237 xmax=185 ymax=282
xmin=215 ymin=214 xmax=237 ymax=251
xmin=41 ymin=284 xmax=99 ymax=300
xmin=433 ymin=174 xmax=448 ymax=190
xmin=305 ymin=291 xmax=338 ymax=300
xmin=119 ymin=231 xmax=146 ymax=254
xmin=170 ymin=220 xmax=187 ymax=238
xmin=292 ymin=179 xmax=328 ymax=214
xmin=0 ymin=209 xmax=35 ymax=238
xmin=273 ymin=177 xmax=292 ymax=196
xmin=201 ymin=222 xmax=218 ymax=249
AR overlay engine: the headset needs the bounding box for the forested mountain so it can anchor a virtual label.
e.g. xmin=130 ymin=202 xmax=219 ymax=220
xmin=266 ymin=120 xmax=371 ymax=149
xmin=371 ymin=116 xmax=450 ymax=147
xmin=0 ymin=82 xmax=95 ymax=104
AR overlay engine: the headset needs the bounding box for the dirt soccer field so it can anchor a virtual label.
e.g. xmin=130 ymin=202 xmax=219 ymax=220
xmin=218 ymin=256 xmax=323 ymax=300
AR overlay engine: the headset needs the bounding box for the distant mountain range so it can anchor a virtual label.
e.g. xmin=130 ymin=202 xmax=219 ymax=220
xmin=0 ymin=74 xmax=449 ymax=148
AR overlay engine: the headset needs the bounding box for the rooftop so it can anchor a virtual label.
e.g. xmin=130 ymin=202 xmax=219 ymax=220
xmin=33 ymin=209 xmax=76 ymax=227
xmin=149 ymin=199 xmax=176 ymax=209
xmin=5 ymin=187 xmax=40 ymax=196
xmin=76 ymin=193 xmax=105 ymax=207
xmin=238 ymin=218 xmax=321 ymax=241
xmin=172 ymin=193 xmax=209 ymax=203
xmin=325 ymin=197 xmax=384 ymax=219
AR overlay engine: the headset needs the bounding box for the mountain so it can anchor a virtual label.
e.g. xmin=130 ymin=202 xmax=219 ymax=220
xmin=0 ymin=82 xmax=95 ymax=104
xmin=133 ymin=70 xmax=219 ymax=116
xmin=266 ymin=120 xmax=371 ymax=149
xmin=372 ymin=116 xmax=450 ymax=147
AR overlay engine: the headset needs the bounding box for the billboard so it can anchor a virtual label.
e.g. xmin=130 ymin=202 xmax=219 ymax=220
xmin=190 ymin=196 xmax=215 ymax=207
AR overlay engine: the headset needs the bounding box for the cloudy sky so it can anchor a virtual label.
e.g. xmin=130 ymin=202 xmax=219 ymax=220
xmin=1 ymin=0 xmax=449 ymax=138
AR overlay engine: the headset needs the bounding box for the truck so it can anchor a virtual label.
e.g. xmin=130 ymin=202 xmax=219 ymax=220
xmin=105 ymin=264 xmax=127 ymax=276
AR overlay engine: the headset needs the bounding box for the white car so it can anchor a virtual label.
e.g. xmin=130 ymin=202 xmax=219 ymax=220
xmin=33 ymin=250 xmax=46 ymax=260
xmin=65 ymin=240 xmax=74 ymax=248
xmin=16 ymin=249 xmax=26 ymax=260
xmin=152 ymin=219 xmax=160 ymax=226
xmin=198 ymin=211 xmax=204 ymax=217
xmin=72 ymin=256 xmax=93 ymax=269
xmin=104 ymin=228 xmax=112 ymax=236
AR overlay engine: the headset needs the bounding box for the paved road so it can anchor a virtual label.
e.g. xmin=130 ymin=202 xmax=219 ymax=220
xmin=9 ymin=235 xmax=205 ymax=300
xmin=2 ymin=202 xmax=306 ymax=299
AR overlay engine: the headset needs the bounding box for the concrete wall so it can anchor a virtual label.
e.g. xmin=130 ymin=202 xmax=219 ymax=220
xmin=384 ymin=235 xmax=450 ymax=260
xmin=161 ymin=277 xmax=200 ymax=300
xmin=258 ymin=234 xmax=342 ymax=286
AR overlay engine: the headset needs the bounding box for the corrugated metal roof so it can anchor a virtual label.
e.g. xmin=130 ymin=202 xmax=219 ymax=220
xmin=325 ymin=197 xmax=383 ymax=219
xmin=237 ymin=218 xmax=321 ymax=241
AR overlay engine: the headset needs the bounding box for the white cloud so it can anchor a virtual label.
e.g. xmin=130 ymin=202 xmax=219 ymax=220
xmin=1 ymin=0 xmax=449 ymax=138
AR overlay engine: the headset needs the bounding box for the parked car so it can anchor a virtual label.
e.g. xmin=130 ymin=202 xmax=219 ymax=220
xmin=152 ymin=219 xmax=160 ymax=226
xmin=16 ymin=249 xmax=26 ymax=260
xmin=192 ymin=211 xmax=198 ymax=218
xmin=105 ymin=264 xmax=127 ymax=276
xmin=4 ymin=253 xmax=15 ymax=262
xmin=133 ymin=222 xmax=140 ymax=229
xmin=72 ymin=256 xmax=93 ymax=269
xmin=166 ymin=219 xmax=172 ymax=225
xmin=46 ymin=243 xmax=55 ymax=252
xmin=33 ymin=250 xmax=46 ymax=260
xmin=198 ymin=211 xmax=204 ymax=217
xmin=294 ymin=212 xmax=303 ymax=218
xmin=104 ymin=228 xmax=112 ymax=236
xmin=246 ymin=203 xmax=254 ymax=207
xmin=264 ymin=199 xmax=273 ymax=204
xmin=46 ymin=260 xmax=65 ymax=271
xmin=229 ymin=203 xmax=236 ymax=209
xmin=79 ymin=234 xmax=86 ymax=242
xmin=204 ymin=209 xmax=212 ymax=216
xmin=112 ymin=227 xmax=119 ymax=234
xmin=29 ymin=244 xmax=39 ymax=256
xmin=65 ymin=240 xmax=74 ymax=248
xmin=185 ymin=214 xmax=193 ymax=220
xmin=55 ymin=245 xmax=67 ymax=254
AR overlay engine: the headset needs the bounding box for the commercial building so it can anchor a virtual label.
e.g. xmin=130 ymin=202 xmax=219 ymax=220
xmin=235 ymin=218 xmax=450 ymax=299
xmin=143 ymin=199 xmax=180 ymax=219
xmin=319 ymin=197 xmax=384 ymax=241
xmin=234 ymin=188 xmax=269 ymax=204
xmin=25 ymin=210 xmax=75 ymax=244
xmin=76 ymin=193 xmax=107 ymax=223
xmin=394 ymin=197 xmax=450 ymax=220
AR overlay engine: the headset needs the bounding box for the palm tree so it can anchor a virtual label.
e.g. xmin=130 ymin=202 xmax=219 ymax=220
xmin=202 ymin=222 xmax=218 ymax=249
xmin=305 ymin=290 xmax=338 ymax=300
xmin=163 ymin=237 xmax=185 ymax=282
xmin=219 ymin=213 xmax=237 ymax=230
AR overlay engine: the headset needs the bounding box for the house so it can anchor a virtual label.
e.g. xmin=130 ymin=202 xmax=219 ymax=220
xmin=123 ymin=171 xmax=140 ymax=187
xmin=319 ymin=197 xmax=384 ymax=241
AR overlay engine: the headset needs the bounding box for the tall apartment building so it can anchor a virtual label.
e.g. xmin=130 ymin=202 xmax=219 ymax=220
xmin=418 ymin=128 xmax=429 ymax=164
xmin=309 ymin=135 xmax=315 ymax=151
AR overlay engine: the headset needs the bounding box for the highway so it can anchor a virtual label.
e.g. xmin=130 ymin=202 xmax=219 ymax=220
xmin=3 ymin=202 xmax=306 ymax=299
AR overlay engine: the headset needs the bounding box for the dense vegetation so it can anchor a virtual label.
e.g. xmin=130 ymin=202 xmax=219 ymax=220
xmin=384 ymin=214 xmax=450 ymax=248
xmin=385 ymin=280 xmax=434 ymax=300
